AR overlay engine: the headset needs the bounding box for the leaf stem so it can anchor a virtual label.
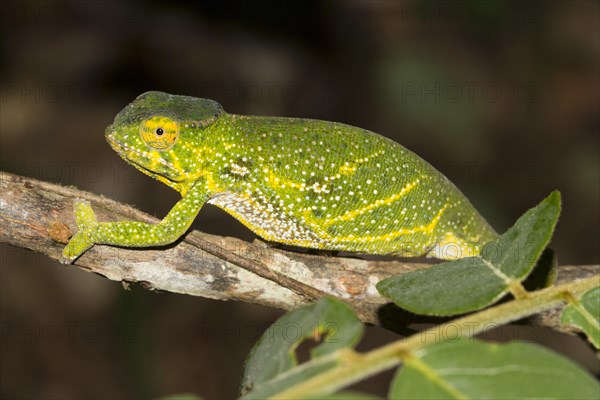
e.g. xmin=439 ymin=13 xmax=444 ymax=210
xmin=508 ymin=280 xmax=530 ymax=300
xmin=271 ymin=275 xmax=599 ymax=399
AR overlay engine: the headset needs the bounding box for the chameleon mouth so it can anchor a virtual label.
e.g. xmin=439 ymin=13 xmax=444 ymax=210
xmin=106 ymin=133 xmax=183 ymax=181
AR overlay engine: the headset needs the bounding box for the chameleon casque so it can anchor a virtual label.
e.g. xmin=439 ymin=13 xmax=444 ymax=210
xmin=63 ymin=91 xmax=498 ymax=262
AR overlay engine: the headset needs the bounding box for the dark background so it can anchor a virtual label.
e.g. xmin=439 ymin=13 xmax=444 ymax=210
xmin=1 ymin=1 xmax=598 ymax=399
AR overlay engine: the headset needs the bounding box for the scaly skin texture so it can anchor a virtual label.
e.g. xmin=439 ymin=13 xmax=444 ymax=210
xmin=63 ymin=91 xmax=498 ymax=262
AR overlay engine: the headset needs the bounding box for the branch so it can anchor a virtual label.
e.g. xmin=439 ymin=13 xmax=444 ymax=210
xmin=0 ymin=171 xmax=597 ymax=333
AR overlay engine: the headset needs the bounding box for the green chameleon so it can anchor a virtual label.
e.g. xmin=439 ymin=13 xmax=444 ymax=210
xmin=63 ymin=91 xmax=497 ymax=262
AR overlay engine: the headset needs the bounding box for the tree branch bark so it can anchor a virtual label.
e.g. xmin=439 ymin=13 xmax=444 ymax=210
xmin=1 ymin=171 xmax=597 ymax=333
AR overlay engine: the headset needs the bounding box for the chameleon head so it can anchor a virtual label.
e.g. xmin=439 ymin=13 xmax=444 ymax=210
xmin=105 ymin=91 xmax=223 ymax=190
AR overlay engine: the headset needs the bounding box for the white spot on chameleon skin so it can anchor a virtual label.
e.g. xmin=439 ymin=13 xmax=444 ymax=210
xmin=209 ymin=191 xmax=321 ymax=243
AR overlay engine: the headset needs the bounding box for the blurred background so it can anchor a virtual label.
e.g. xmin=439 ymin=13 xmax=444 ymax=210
xmin=1 ymin=1 xmax=598 ymax=398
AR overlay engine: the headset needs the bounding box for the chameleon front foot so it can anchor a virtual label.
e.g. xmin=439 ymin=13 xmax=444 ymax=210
xmin=61 ymin=200 xmax=98 ymax=264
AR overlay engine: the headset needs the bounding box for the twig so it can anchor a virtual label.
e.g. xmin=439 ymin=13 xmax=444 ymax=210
xmin=0 ymin=171 xmax=597 ymax=331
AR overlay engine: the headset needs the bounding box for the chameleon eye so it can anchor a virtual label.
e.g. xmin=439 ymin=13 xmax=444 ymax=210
xmin=140 ymin=116 xmax=178 ymax=150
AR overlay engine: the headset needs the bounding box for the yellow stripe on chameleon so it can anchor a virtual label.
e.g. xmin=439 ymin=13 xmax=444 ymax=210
xmin=204 ymin=171 xmax=221 ymax=192
xmin=262 ymin=163 xmax=374 ymax=194
xmin=168 ymin=149 xmax=182 ymax=172
xmin=339 ymin=164 xmax=356 ymax=174
xmin=259 ymin=149 xmax=386 ymax=191
xmin=261 ymin=167 xmax=333 ymax=196
xmin=430 ymin=232 xmax=480 ymax=259
xmin=331 ymin=203 xmax=449 ymax=243
xmin=320 ymin=178 xmax=421 ymax=227
xmin=149 ymin=152 xmax=161 ymax=171
xmin=338 ymin=149 xmax=385 ymax=176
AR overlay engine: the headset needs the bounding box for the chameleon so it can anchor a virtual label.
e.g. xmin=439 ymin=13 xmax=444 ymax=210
xmin=62 ymin=91 xmax=498 ymax=262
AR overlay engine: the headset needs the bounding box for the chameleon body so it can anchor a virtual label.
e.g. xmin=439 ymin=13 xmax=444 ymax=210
xmin=63 ymin=91 xmax=498 ymax=262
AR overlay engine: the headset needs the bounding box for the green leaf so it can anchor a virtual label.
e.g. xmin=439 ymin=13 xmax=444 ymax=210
xmin=482 ymin=190 xmax=561 ymax=279
xmin=377 ymin=191 xmax=561 ymax=316
xmin=240 ymin=297 xmax=364 ymax=398
xmin=378 ymin=257 xmax=508 ymax=316
xmin=389 ymin=339 xmax=600 ymax=399
xmin=561 ymin=286 xmax=600 ymax=349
